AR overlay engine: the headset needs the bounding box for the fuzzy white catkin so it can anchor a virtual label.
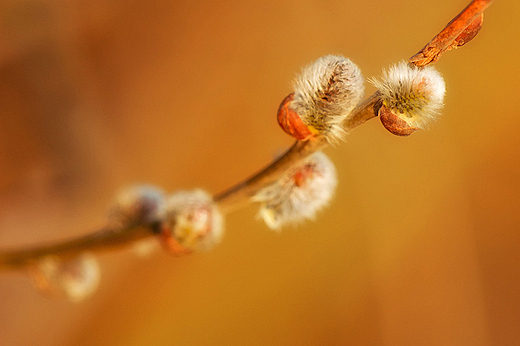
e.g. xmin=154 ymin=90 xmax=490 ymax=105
xmin=371 ymin=61 xmax=446 ymax=128
xmin=253 ymin=151 xmax=337 ymax=230
xmin=163 ymin=190 xmax=224 ymax=251
xmin=291 ymin=55 xmax=364 ymax=143
xmin=32 ymin=254 xmax=101 ymax=302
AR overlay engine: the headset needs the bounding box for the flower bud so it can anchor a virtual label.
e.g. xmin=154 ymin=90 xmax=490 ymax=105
xmin=161 ymin=190 xmax=223 ymax=253
xmin=371 ymin=61 xmax=446 ymax=135
xmin=109 ymin=185 xmax=166 ymax=226
xmin=31 ymin=254 xmax=101 ymax=302
xmin=278 ymin=55 xmax=364 ymax=143
xmin=378 ymin=104 xmax=418 ymax=136
xmin=277 ymin=93 xmax=317 ymax=140
xmin=253 ymin=151 xmax=337 ymax=229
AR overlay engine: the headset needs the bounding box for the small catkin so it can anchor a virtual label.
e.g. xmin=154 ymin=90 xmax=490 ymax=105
xmin=253 ymin=151 xmax=337 ymax=230
xmin=291 ymin=55 xmax=365 ymax=143
xmin=109 ymin=185 xmax=166 ymax=226
xmin=371 ymin=61 xmax=446 ymax=128
xmin=31 ymin=253 xmax=101 ymax=302
xmin=162 ymin=190 xmax=224 ymax=252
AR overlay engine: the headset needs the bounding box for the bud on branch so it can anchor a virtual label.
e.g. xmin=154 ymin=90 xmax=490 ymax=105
xmin=253 ymin=152 xmax=337 ymax=229
xmin=278 ymin=55 xmax=364 ymax=143
xmin=371 ymin=62 xmax=446 ymax=136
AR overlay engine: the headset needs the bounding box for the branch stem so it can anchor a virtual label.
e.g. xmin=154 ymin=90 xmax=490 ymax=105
xmin=0 ymin=224 xmax=153 ymax=270
xmin=0 ymin=0 xmax=493 ymax=272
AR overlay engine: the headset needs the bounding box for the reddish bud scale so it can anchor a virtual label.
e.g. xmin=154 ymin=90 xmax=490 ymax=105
xmin=378 ymin=104 xmax=417 ymax=137
xmin=450 ymin=13 xmax=484 ymax=49
xmin=292 ymin=163 xmax=314 ymax=187
xmin=160 ymin=225 xmax=193 ymax=256
xmin=277 ymin=93 xmax=314 ymax=140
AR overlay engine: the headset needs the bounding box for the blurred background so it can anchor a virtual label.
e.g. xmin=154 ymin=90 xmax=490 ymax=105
xmin=0 ymin=0 xmax=518 ymax=345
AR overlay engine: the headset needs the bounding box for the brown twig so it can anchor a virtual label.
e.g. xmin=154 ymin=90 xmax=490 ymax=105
xmin=0 ymin=0 xmax=493 ymax=271
xmin=0 ymin=223 xmax=155 ymax=270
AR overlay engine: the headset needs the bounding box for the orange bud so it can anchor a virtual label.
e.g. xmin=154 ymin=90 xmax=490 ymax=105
xmin=277 ymin=93 xmax=315 ymax=140
xmin=159 ymin=225 xmax=193 ymax=256
xmin=378 ymin=104 xmax=417 ymax=137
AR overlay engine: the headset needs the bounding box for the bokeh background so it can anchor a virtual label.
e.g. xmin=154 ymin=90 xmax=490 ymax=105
xmin=0 ymin=0 xmax=518 ymax=345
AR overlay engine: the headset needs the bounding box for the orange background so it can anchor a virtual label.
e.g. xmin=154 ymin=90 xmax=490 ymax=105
xmin=0 ymin=0 xmax=518 ymax=345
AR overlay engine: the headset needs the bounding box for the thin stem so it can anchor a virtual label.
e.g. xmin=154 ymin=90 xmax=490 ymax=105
xmin=343 ymin=92 xmax=382 ymax=130
xmin=214 ymin=139 xmax=326 ymax=213
xmin=0 ymin=224 xmax=153 ymax=270
xmin=0 ymin=0 xmax=494 ymax=272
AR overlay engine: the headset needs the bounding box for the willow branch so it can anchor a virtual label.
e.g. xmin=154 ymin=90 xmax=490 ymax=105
xmin=0 ymin=224 xmax=154 ymax=270
xmin=0 ymin=0 xmax=493 ymax=271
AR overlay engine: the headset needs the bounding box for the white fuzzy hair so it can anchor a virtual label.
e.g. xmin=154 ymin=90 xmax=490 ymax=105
xmin=253 ymin=151 xmax=337 ymax=230
xmin=291 ymin=55 xmax=364 ymax=143
xmin=371 ymin=61 xmax=446 ymax=128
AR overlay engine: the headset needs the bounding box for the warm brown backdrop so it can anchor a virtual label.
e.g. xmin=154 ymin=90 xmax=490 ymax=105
xmin=0 ymin=0 xmax=518 ymax=345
